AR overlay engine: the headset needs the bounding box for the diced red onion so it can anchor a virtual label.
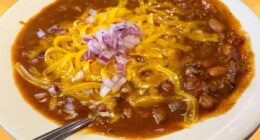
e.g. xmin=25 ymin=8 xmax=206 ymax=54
xmin=115 ymin=54 xmax=129 ymax=64
xmin=82 ymin=35 xmax=95 ymax=43
xmin=96 ymin=28 xmax=109 ymax=43
xmin=71 ymin=70 xmax=84 ymax=82
xmin=110 ymin=20 xmax=127 ymax=33
xmin=81 ymin=21 xmax=143 ymax=76
xmin=117 ymin=39 xmax=124 ymax=47
xmin=118 ymin=48 xmax=127 ymax=54
xmin=87 ymin=41 xmax=101 ymax=54
xmin=111 ymin=35 xmax=119 ymax=49
xmin=64 ymin=103 xmax=74 ymax=111
xmin=112 ymin=74 xmax=121 ymax=83
xmin=89 ymin=9 xmax=97 ymax=16
xmin=117 ymin=63 xmax=125 ymax=75
xmin=100 ymin=75 xmax=127 ymax=95
xmin=34 ymin=92 xmax=48 ymax=100
xmin=112 ymin=77 xmax=127 ymax=92
xmin=98 ymin=54 xmax=110 ymax=65
xmin=117 ymin=63 xmax=125 ymax=71
xmin=99 ymin=42 xmax=108 ymax=50
xmin=36 ymin=29 xmax=46 ymax=39
xmin=85 ymin=16 xmax=96 ymax=24
xmin=122 ymin=40 xmax=134 ymax=49
xmin=123 ymin=35 xmax=141 ymax=49
xmin=83 ymin=50 xmax=95 ymax=60
xmin=103 ymin=78 xmax=114 ymax=88
xmin=102 ymin=34 xmax=113 ymax=47
xmin=101 ymin=51 xmax=115 ymax=60
xmin=100 ymin=86 xmax=111 ymax=97
xmin=64 ymin=98 xmax=74 ymax=111
xmin=38 ymin=52 xmax=45 ymax=59
xmin=58 ymin=28 xmax=67 ymax=35
xmin=125 ymin=23 xmax=144 ymax=38
xmin=47 ymin=25 xmax=59 ymax=33
xmin=47 ymin=85 xmax=59 ymax=96
xmin=98 ymin=50 xmax=115 ymax=65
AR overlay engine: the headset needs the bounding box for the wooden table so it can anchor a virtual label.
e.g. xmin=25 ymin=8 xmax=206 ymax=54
xmin=0 ymin=0 xmax=259 ymax=139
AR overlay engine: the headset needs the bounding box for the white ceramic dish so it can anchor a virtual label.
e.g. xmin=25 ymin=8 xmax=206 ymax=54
xmin=0 ymin=0 xmax=259 ymax=140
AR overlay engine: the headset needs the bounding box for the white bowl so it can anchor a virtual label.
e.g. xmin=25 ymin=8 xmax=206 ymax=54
xmin=0 ymin=0 xmax=259 ymax=140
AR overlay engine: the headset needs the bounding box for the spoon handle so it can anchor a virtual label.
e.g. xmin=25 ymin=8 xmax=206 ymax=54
xmin=33 ymin=118 xmax=93 ymax=140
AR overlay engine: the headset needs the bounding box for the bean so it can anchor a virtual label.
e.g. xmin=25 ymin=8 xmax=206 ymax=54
xmin=202 ymin=59 xmax=215 ymax=68
xmin=208 ymin=18 xmax=225 ymax=33
xmin=208 ymin=66 xmax=227 ymax=77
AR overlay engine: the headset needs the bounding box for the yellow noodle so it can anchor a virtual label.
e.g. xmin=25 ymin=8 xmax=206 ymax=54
xmin=15 ymin=63 xmax=52 ymax=89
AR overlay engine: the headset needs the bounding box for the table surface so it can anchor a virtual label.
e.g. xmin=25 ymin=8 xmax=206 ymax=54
xmin=0 ymin=0 xmax=259 ymax=140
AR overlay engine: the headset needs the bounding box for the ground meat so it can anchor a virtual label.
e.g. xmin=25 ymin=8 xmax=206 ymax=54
xmin=96 ymin=116 xmax=110 ymax=125
xmin=226 ymin=31 xmax=245 ymax=47
xmin=175 ymin=2 xmax=188 ymax=9
xmin=201 ymin=0 xmax=213 ymax=9
xmin=222 ymin=45 xmax=238 ymax=61
xmin=184 ymin=78 xmax=201 ymax=90
xmin=185 ymin=67 xmax=201 ymax=77
xmin=229 ymin=35 xmax=245 ymax=46
xmin=181 ymin=57 xmax=195 ymax=67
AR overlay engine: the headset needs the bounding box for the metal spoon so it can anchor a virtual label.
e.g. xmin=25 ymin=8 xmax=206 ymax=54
xmin=33 ymin=118 xmax=94 ymax=140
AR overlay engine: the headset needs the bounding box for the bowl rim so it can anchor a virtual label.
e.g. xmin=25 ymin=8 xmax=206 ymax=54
xmin=0 ymin=0 xmax=260 ymax=140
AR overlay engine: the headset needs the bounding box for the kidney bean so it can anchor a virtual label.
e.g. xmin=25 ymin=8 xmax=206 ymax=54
xmin=208 ymin=66 xmax=227 ymax=77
